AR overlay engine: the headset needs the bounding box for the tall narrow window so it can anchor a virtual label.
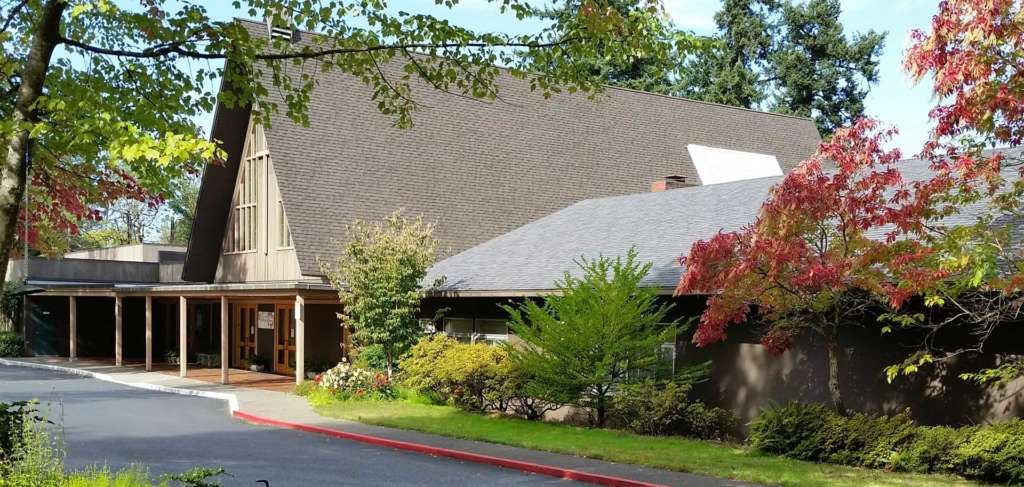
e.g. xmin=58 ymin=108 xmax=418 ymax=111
xmin=228 ymin=120 xmax=265 ymax=253
xmin=277 ymin=198 xmax=292 ymax=248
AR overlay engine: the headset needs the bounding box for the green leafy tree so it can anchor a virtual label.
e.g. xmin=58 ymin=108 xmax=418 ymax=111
xmin=0 ymin=0 xmax=678 ymax=284
xmin=503 ymin=247 xmax=676 ymax=427
xmin=528 ymin=1 xmax=701 ymax=94
xmin=161 ymin=176 xmax=200 ymax=246
xmin=321 ymin=210 xmax=439 ymax=377
xmin=682 ymin=0 xmax=884 ymax=137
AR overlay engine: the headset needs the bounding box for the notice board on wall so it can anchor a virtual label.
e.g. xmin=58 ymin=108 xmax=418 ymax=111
xmin=257 ymin=311 xmax=274 ymax=330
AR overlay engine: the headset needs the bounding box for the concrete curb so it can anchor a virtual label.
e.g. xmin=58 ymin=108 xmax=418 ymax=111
xmin=0 ymin=358 xmax=240 ymax=412
xmin=3 ymin=359 xmax=666 ymax=487
xmin=233 ymin=410 xmax=667 ymax=487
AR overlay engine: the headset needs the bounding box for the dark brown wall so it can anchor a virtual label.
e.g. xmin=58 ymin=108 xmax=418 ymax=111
xmin=305 ymin=304 xmax=343 ymax=366
xmin=423 ymin=295 xmax=1024 ymax=427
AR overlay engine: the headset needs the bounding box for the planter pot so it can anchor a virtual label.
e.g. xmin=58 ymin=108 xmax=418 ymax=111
xmin=249 ymin=364 xmax=265 ymax=372
xmin=166 ymin=357 xmax=179 ymax=365
xmin=306 ymin=371 xmax=317 ymax=379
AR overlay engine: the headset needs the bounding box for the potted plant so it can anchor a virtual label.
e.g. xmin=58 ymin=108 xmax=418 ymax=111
xmin=305 ymin=360 xmax=326 ymax=379
xmin=247 ymin=354 xmax=269 ymax=372
xmin=165 ymin=349 xmax=179 ymax=365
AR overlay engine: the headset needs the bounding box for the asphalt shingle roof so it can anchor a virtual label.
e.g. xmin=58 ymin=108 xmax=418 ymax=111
xmin=184 ymin=20 xmax=821 ymax=281
xmin=427 ymin=150 xmax=1023 ymax=293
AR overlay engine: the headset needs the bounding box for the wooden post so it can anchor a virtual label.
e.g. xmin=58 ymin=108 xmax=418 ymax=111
xmin=295 ymin=295 xmax=305 ymax=385
xmin=114 ymin=295 xmax=123 ymax=366
xmin=68 ymin=296 xmax=77 ymax=361
xmin=145 ymin=296 xmax=153 ymax=372
xmin=179 ymin=296 xmax=187 ymax=377
xmin=220 ymin=296 xmax=229 ymax=384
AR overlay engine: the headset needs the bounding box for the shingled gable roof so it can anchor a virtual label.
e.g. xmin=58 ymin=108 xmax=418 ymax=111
xmin=183 ymin=19 xmax=821 ymax=282
xmin=425 ymin=149 xmax=1024 ymax=295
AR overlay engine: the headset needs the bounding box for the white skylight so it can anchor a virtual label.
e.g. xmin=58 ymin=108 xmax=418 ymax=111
xmin=687 ymin=144 xmax=783 ymax=185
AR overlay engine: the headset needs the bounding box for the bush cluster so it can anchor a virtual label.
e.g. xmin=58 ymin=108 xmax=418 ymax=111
xmin=398 ymin=335 xmax=560 ymax=418
xmin=0 ymin=331 xmax=24 ymax=357
xmin=314 ymin=360 xmax=394 ymax=400
xmin=609 ymin=380 xmax=735 ymax=440
xmin=749 ymin=402 xmax=1024 ymax=484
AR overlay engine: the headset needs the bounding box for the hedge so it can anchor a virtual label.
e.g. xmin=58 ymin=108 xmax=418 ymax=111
xmin=0 ymin=331 xmax=24 ymax=357
xmin=750 ymin=402 xmax=1024 ymax=484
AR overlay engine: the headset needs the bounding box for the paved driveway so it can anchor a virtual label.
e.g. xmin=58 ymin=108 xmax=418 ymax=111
xmin=0 ymin=365 xmax=578 ymax=486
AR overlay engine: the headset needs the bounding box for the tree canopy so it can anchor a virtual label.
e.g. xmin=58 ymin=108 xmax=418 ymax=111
xmin=0 ymin=0 xmax=683 ymax=282
xmin=680 ymin=0 xmax=885 ymax=137
xmin=320 ymin=210 xmax=440 ymax=377
xmin=677 ymin=118 xmax=941 ymax=412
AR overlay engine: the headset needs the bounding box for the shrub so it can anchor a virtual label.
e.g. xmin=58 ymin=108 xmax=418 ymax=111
xmin=354 ymin=344 xmax=389 ymax=372
xmin=498 ymin=363 xmax=562 ymax=420
xmin=610 ymin=380 xmax=734 ymax=439
xmin=398 ymin=334 xmax=454 ymax=393
xmin=748 ymin=402 xmax=831 ymax=460
xmin=819 ymin=409 xmax=917 ymax=468
xmin=890 ymin=425 xmax=972 ymax=474
xmin=0 ymin=401 xmax=46 ymax=464
xmin=750 ymin=402 xmax=1024 ymax=485
xmin=503 ymin=248 xmax=678 ymax=427
xmin=951 ymin=419 xmax=1024 ymax=484
xmin=432 ymin=341 xmax=507 ymax=412
xmin=678 ymin=402 xmax=737 ymax=441
xmin=0 ymin=331 xmax=25 ymax=357
xmin=316 ymin=360 xmax=394 ymax=400
xmin=399 ymin=334 xmax=513 ymax=413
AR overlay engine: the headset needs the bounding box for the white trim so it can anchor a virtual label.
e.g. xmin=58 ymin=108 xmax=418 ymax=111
xmin=0 ymin=358 xmax=240 ymax=412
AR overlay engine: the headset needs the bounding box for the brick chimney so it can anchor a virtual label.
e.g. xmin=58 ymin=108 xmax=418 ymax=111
xmin=650 ymin=175 xmax=696 ymax=192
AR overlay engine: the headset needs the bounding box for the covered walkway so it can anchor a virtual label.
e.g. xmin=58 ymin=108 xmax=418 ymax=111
xmin=20 ymin=281 xmax=344 ymax=387
xmin=13 ymin=356 xmax=295 ymax=393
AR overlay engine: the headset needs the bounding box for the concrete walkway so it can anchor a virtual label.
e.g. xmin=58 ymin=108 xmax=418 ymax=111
xmin=1 ymin=357 xmax=753 ymax=487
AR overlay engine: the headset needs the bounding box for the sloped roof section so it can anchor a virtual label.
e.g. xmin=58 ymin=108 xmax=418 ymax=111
xmin=426 ymin=149 xmax=1023 ymax=294
xmin=185 ymin=19 xmax=821 ymax=282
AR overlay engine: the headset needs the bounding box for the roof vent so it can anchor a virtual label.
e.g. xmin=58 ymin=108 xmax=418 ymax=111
xmin=650 ymin=175 xmax=696 ymax=192
xmin=266 ymin=11 xmax=296 ymax=41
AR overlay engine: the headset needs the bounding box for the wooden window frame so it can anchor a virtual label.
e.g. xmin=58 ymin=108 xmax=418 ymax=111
xmin=276 ymin=198 xmax=293 ymax=250
xmin=226 ymin=121 xmax=265 ymax=254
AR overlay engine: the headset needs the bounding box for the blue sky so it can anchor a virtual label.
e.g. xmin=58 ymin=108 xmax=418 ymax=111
xmin=199 ymin=0 xmax=939 ymax=156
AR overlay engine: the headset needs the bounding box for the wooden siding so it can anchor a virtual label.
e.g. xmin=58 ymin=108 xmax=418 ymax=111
xmin=216 ymin=117 xmax=302 ymax=283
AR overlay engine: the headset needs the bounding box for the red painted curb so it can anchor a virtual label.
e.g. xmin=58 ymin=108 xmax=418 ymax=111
xmin=232 ymin=410 xmax=667 ymax=487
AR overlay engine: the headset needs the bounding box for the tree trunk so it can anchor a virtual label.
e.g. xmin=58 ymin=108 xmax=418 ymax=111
xmin=0 ymin=0 xmax=67 ymax=283
xmin=825 ymin=335 xmax=846 ymax=415
xmin=595 ymin=392 xmax=606 ymax=428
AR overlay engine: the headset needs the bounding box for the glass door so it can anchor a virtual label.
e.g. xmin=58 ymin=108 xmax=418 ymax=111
xmin=234 ymin=304 xmax=257 ymax=367
xmin=275 ymin=304 xmax=295 ymax=374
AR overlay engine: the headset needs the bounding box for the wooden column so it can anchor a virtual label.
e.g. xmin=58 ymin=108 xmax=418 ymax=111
xmin=295 ymin=295 xmax=305 ymax=385
xmin=68 ymin=296 xmax=77 ymax=361
xmin=179 ymin=296 xmax=187 ymax=377
xmin=145 ymin=296 xmax=153 ymax=372
xmin=114 ymin=295 xmax=123 ymax=366
xmin=220 ymin=296 xmax=229 ymax=384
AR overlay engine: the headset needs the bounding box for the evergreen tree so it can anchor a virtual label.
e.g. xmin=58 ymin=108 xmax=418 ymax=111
xmin=679 ymin=0 xmax=774 ymax=108
xmin=503 ymin=247 xmax=677 ymax=427
xmin=529 ymin=1 xmax=698 ymax=94
xmin=684 ymin=0 xmax=884 ymax=137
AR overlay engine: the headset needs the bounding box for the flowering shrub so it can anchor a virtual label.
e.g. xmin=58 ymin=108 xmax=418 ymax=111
xmin=314 ymin=360 xmax=394 ymax=400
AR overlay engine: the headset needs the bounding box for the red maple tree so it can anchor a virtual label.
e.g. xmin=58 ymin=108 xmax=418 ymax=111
xmin=678 ymin=0 xmax=1024 ymax=397
xmin=676 ymin=118 xmax=952 ymax=412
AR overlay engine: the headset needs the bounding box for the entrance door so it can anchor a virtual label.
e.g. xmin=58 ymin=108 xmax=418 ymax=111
xmin=235 ymin=304 xmax=257 ymax=367
xmin=275 ymin=304 xmax=296 ymax=374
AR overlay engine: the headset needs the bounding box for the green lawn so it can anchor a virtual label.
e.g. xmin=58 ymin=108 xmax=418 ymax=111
xmin=312 ymin=398 xmax=982 ymax=487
